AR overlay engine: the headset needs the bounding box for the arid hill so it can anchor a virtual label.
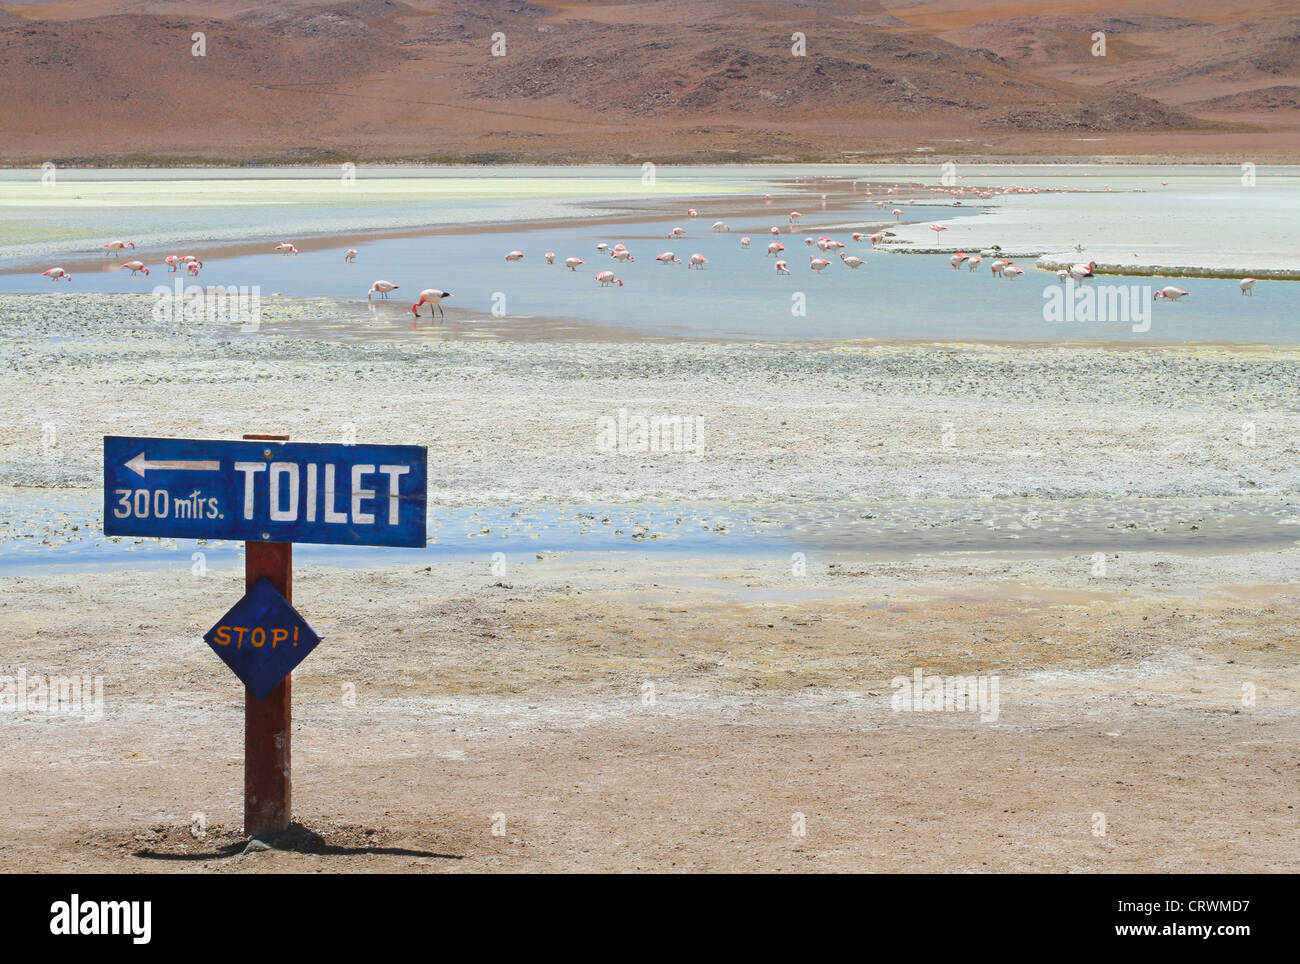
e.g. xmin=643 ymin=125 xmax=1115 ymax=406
xmin=0 ymin=0 xmax=1296 ymax=163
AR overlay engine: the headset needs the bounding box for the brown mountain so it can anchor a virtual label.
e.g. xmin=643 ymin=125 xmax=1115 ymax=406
xmin=0 ymin=0 xmax=1295 ymax=163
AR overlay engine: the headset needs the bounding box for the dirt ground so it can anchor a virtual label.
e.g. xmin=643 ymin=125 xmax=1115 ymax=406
xmin=1 ymin=551 xmax=1295 ymax=872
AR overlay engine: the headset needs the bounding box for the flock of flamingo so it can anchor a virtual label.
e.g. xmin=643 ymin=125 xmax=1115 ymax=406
xmin=37 ymin=189 xmax=1263 ymax=305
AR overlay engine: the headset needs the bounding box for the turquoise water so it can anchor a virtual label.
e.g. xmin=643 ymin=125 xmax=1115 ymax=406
xmin=4 ymin=487 xmax=1296 ymax=574
xmin=4 ymin=164 xmax=1298 ymax=343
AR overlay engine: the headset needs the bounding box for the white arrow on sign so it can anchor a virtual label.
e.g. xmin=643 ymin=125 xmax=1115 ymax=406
xmin=125 ymin=452 xmax=220 ymax=477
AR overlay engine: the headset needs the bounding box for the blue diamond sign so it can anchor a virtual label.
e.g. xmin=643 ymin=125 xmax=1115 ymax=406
xmin=204 ymin=577 xmax=322 ymax=700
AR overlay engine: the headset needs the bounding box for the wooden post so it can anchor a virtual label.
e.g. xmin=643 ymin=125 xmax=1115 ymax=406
xmin=242 ymin=433 xmax=292 ymax=838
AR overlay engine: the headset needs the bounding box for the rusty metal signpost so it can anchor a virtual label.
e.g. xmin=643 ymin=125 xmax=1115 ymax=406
xmin=103 ymin=433 xmax=427 ymax=838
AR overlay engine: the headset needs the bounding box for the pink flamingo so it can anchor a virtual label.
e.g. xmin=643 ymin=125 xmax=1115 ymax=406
xmin=655 ymin=252 xmax=682 ymax=264
xmin=767 ymin=242 xmax=785 ymax=257
xmin=187 ymin=261 xmax=201 ymax=276
xmin=505 ymin=250 xmax=524 ymax=262
xmin=840 ymin=254 xmax=865 ymax=268
xmin=596 ymin=270 xmax=623 ymax=286
xmin=892 ymin=209 xmax=903 ymax=218
xmin=121 ymin=261 xmax=150 ymax=276
xmin=368 ymin=280 xmax=399 ymax=300
xmin=929 ymin=224 xmax=948 ymax=238
xmin=274 ymin=243 xmax=298 ymax=256
xmin=769 ymin=226 xmax=781 ymax=236
xmin=545 ymin=252 xmax=555 ymax=264
xmin=612 ymin=248 xmax=634 ymax=262
xmin=103 ymin=241 xmax=134 ymax=258
xmin=686 ymin=208 xmax=699 ymax=217
xmin=789 ymin=211 xmax=802 ymax=224
xmin=411 ymin=288 xmax=452 ymax=318
xmin=1154 ymin=286 xmax=1189 ymax=301
xmin=809 ymin=255 xmax=832 ymax=272
xmin=345 ymin=249 xmax=357 ymax=263
xmin=950 ymin=253 xmax=969 ymax=269
xmin=1003 ymin=265 xmax=1024 ymax=279
xmin=164 ymin=254 xmax=181 ymax=272
xmin=740 ymin=237 xmax=751 ymax=247
xmin=565 ymin=257 xmax=584 ymax=271
xmin=775 ymin=260 xmax=790 ymax=274
xmin=1240 ymin=278 xmax=1258 ymax=295
xmin=668 ymin=227 xmax=686 ymax=238
xmin=41 ymin=267 xmax=71 ymax=281
xmin=967 ymin=256 xmax=982 ymax=271
xmin=688 ymin=253 xmax=708 ymax=269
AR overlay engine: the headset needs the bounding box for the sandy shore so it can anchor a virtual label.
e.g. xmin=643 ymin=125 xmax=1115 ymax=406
xmin=1 ymin=292 xmax=1297 ymax=871
xmin=1 ymin=551 xmax=1296 ymax=872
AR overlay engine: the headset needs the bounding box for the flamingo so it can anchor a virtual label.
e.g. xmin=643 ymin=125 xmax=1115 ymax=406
xmin=1240 ymin=278 xmax=1257 ymax=296
xmin=655 ymin=251 xmax=682 ymax=264
xmin=852 ymin=232 xmax=865 ymax=242
xmin=596 ymin=270 xmax=623 ymax=287
xmin=564 ymin=257 xmax=584 ymax=271
xmin=544 ymin=252 xmax=555 ymax=264
xmin=1003 ymin=265 xmax=1024 ymax=279
xmin=345 ymin=249 xmax=357 ymax=263
xmin=187 ymin=261 xmax=201 ymax=277
xmin=41 ymin=267 xmax=71 ymax=281
xmin=789 ymin=211 xmax=802 ymax=224
xmin=669 ymin=227 xmax=686 ymax=238
xmin=1154 ymin=286 xmax=1190 ymax=301
xmin=990 ymin=259 xmax=1010 ymax=277
xmin=164 ymin=255 xmax=181 ymax=272
xmin=775 ymin=260 xmax=790 ymax=274
xmin=596 ymin=243 xmax=610 ymax=254
xmin=967 ymin=256 xmax=982 ymax=271
xmin=810 ymin=255 xmax=832 ymax=272
xmin=1069 ymin=260 xmax=1096 ymax=280
xmin=929 ymin=224 xmax=948 ymax=238
xmin=368 ymin=280 xmax=399 ymax=300
xmin=611 ymin=248 xmax=634 ymax=262
xmin=274 ymin=243 xmax=298 ymax=256
xmin=892 ymin=209 xmax=903 ymax=219
xmin=121 ymin=261 xmax=150 ymax=276
xmin=1057 ymin=269 xmax=1070 ymax=283
xmin=712 ymin=221 xmax=729 ymax=232
xmin=411 ymin=288 xmax=452 ymax=318
xmin=686 ymin=208 xmax=699 ymax=217
xmin=840 ymin=254 xmax=865 ymax=268
xmin=767 ymin=242 xmax=785 ymax=257
xmin=950 ymin=253 xmax=969 ymax=269
xmin=688 ymin=253 xmax=708 ymax=269
xmin=740 ymin=237 xmax=751 ymax=247
xmin=770 ymin=226 xmax=781 ymax=236
xmin=505 ymin=250 xmax=524 ymax=262
xmin=103 ymin=241 xmax=134 ymax=257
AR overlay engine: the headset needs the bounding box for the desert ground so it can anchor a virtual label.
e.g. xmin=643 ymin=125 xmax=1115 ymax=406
xmin=0 ymin=293 xmax=1296 ymax=872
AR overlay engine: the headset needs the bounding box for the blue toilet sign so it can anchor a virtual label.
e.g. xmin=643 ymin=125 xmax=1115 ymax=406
xmin=103 ymin=435 xmax=427 ymax=547
xmin=204 ymin=577 xmax=322 ymax=699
